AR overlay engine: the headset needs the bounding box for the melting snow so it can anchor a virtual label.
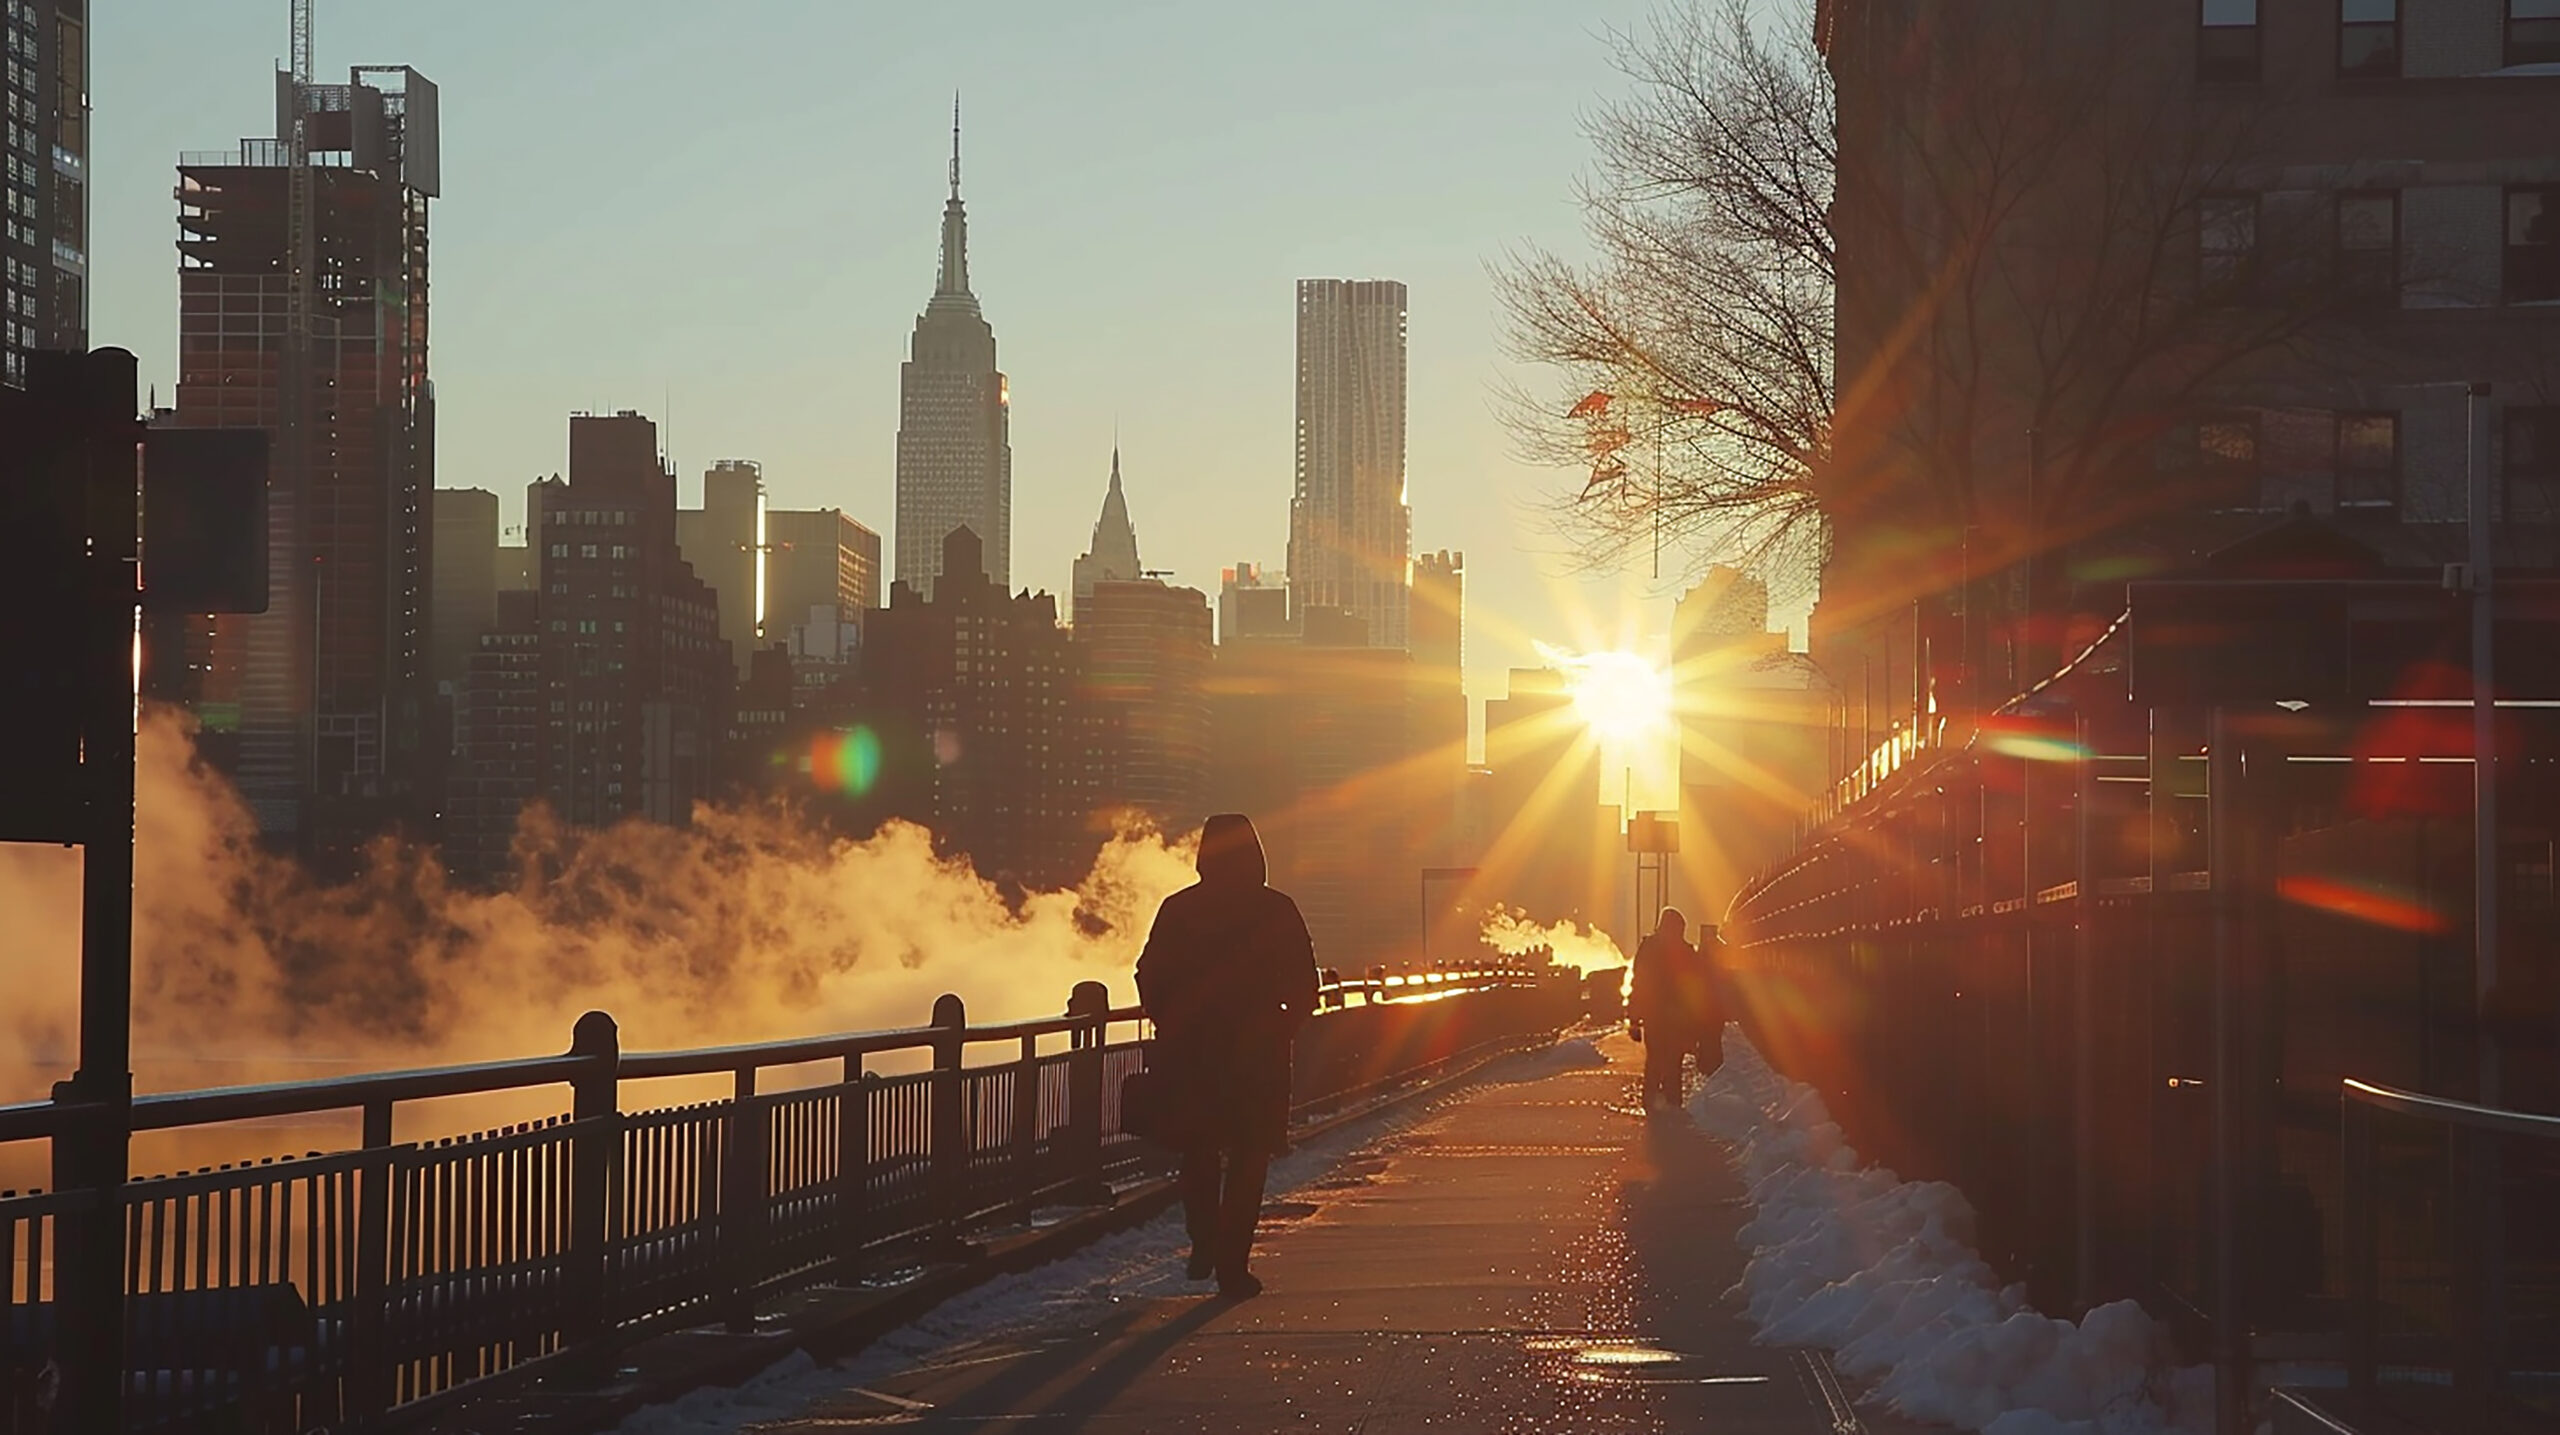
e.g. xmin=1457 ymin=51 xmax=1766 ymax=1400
xmin=1689 ymin=1027 xmax=2215 ymax=1434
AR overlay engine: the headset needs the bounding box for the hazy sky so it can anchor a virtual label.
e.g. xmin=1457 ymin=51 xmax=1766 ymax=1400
xmin=95 ymin=0 xmax=1723 ymax=771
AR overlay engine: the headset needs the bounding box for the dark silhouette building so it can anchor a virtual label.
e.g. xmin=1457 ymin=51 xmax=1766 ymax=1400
xmin=430 ymin=487 xmax=499 ymax=698
xmin=536 ymin=411 xmax=727 ymax=828
xmin=1218 ymin=562 xmax=1291 ymax=643
xmin=168 ymin=62 xmax=439 ymax=851
xmin=444 ymin=588 xmax=540 ymax=884
xmin=1076 ymin=577 xmax=1213 ymax=834
xmin=768 ymin=506 xmax=881 ymax=635
xmin=675 ymin=459 xmax=765 ymax=679
xmin=3 ymin=0 xmax=86 ymax=387
xmin=1205 ymin=622 xmax=1422 ymax=967
xmin=864 ymin=525 xmax=1095 ymax=887
xmin=1409 ymin=550 xmax=1467 ymax=861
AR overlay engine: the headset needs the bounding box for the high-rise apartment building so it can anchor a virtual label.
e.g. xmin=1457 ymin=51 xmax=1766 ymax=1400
xmin=1289 ymin=278 xmax=1411 ymax=650
xmin=1070 ymin=447 xmax=1141 ymax=621
xmin=3 ymin=0 xmax=85 ymax=386
xmin=894 ymin=109 xmax=1010 ymax=598
xmin=172 ymin=62 xmax=439 ymax=850
xmin=537 ymin=411 xmax=727 ymax=828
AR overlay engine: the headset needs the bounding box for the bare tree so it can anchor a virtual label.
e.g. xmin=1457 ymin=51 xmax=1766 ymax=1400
xmin=1499 ymin=2 xmax=2382 ymax=642
xmin=1494 ymin=1 xmax=1832 ymax=596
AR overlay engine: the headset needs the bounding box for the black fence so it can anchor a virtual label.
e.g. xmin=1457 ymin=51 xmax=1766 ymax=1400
xmin=1 ymin=961 xmax=1579 ymax=1432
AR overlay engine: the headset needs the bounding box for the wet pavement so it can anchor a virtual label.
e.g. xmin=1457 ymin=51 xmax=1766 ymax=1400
xmin=745 ymin=1033 xmax=1920 ymax=1433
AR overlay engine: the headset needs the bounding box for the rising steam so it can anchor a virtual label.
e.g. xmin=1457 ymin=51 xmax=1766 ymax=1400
xmin=0 ymin=709 xmax=1200 ymax=1106
xmin=1477 ymin=906 xmax=1625 ymax=973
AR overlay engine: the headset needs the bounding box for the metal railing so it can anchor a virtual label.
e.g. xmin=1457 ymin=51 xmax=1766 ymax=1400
xmin=2 ymin=961 xmax=1576 ymax=1432
xmin=2341 ymin=1076 xmax=2560 ymax=1431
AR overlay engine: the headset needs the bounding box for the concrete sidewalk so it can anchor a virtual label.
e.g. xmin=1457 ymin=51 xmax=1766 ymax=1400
xmin=741 ymin=1033 xmax=1925 ymax=1434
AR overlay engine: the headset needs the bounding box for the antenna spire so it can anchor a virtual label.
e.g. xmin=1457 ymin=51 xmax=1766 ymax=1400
xmin=949 ymin=92 xmax=962 ymax=200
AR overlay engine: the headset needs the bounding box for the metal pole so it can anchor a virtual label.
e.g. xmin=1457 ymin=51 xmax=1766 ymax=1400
xmin=2073 ymin=711 xmax=2097 ymax=1313
xmin=2467 ymin=382 xmax=2499 ymax=1106
xmin=52 ymin=349 xmax=140 ymax=1434
xmin=2206 ymin=706 xmax=2246 ymax=1435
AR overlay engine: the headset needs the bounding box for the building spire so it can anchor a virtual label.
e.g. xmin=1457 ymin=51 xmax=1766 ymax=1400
xmin=935 ymin=93 xmax=971 ymax=299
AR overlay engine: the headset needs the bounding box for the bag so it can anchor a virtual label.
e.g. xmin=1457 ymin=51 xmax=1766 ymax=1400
xmin=1120 ymin=1068 xmax=1170 ymax=1143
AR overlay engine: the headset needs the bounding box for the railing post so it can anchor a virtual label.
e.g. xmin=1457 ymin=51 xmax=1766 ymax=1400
xmin=930 ymin=994 xmax=967 ymax=1243
xmin=2341 ymin=1095 xmax=2377 ymax=1421
xmin=834 ymin=1055 xmax=870 ymax=1282
xmin=347 ymin=1098 xmax=395 ymax=1423
xmin=566 ymin=1010 xmax=619 ymax=1378
xmin=722 ymin=1066 xmax=763 ymax=1333
xmin=1065 ymin=981 xmax=1111 ymax=1205
xmin=1011 ymin=1033 xmax=1040 ymax=1220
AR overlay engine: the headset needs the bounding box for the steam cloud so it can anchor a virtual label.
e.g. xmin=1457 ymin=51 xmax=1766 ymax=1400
xmin=0 ymin=709 xmax=1200 ymax=1107
xmin=1477 ymin=906 xmax=1625 ymax=973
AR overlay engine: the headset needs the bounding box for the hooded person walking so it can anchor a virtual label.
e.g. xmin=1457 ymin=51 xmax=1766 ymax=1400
xmin=1136 ymin=813 xmax=1321 ymax=1297
xmin=1626 ymin=907 xmax=1697 ymax=1111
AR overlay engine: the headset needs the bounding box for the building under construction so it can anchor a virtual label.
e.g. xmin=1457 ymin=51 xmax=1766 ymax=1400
xmin=164 ymin=58 xmax=439 ymax=857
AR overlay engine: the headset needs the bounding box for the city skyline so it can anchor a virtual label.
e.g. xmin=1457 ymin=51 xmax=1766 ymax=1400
xmin=86 ymin=0 xmax=1689 ymax=744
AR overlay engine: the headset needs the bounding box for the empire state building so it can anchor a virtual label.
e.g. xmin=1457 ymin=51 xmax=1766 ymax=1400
xmin=895 ymin=104 xmax=1012 ymax=597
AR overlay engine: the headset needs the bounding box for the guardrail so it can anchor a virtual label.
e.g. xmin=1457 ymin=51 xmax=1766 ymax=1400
xmin=2340 ymin=1076 xmax=2560 ymax=1432
xmin=1 ymin=960 xmax=1578 ymax=1432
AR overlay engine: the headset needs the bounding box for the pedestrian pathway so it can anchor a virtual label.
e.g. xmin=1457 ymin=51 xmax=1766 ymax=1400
xmin=735 ymin=1033 xmax=1929 ymax=1434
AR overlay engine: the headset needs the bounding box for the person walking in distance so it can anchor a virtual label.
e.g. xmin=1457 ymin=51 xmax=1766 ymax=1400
xmin=1680 ymin=922 xmax=1729 ymax=1087
xmin=1136 ymin=814 xmax=1321 ymax=1298
xmin=1626 ymin=907 xmax=1697 ymax=1110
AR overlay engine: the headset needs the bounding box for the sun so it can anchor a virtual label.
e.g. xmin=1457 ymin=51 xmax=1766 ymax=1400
xmin=1560 ymin=649 xmax=1673 ymax=744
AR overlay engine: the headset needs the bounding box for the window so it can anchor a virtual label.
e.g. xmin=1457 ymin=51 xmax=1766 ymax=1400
xmin=2336 ymin=192 xmax=2398 ymax=305
xmin=2336 ymin=412 xmax=2399 ymax=508
xmin=2510 ymin=407 xmax=2560 ymax=512
xmin=2201 ymin=193 xmax=2259 ymax=298
xmin=580 ymin=544 xmax=599 ymax=559
xmin=2341 ymin=0 xmax=2399 ymax=76
xmin=2512 ymin=0 xmax=2560 ymax=66
xmin=2511 ymin=188 xmax=2560 ymax=302
xmin=547 ymin=542 xmax=567 ymax=558
xmin=2201 ymin=0 xmax=2261 ymax=80
xmin=2199 ymin=416 xmax=2261 ymax=506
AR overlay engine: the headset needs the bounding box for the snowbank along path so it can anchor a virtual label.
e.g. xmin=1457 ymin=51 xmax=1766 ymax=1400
xmin=1688 ymin=1025 xmax=2216 ymax=1435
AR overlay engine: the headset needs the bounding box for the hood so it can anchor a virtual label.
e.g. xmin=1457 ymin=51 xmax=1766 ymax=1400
xmin=1654 ymin=907 xmax=1687 ymax=939
xmin=1196 ymin=813 xmax=1268 ymax=887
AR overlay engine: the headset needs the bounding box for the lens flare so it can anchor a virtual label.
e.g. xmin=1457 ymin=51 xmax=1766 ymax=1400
xmin=1979 ymin=714 xmax=2089 ymax=764
xmin=2277 ymin=874 xmax=2450 ymax=935
xmin=809 ymin=726 xmax=882 ymax=797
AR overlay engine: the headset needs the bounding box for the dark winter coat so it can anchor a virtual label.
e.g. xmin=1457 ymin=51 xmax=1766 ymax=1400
xmin=1626 ymin=913 xmax=1693 ymax=1029
xmin=1136 ymin=815 xmax=1320 ymax=1155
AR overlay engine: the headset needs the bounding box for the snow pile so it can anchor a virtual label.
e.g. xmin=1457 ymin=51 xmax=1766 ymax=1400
xmin=1503 ymin=1035 xmax=1610 ymax=1078
xmin=1689 ymin=1027 xmax=2213 ymax=1435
